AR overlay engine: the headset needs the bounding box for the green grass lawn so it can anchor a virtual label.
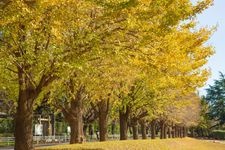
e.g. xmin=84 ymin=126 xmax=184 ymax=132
xmin=36 ymin=137 xmax=225 ymax=150
xmin=0 ymin=141 xmax=14 ymax=147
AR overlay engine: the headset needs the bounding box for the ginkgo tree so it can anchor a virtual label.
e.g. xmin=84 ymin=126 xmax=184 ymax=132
xmin=0 ymin=0 xmax=214 ymax=149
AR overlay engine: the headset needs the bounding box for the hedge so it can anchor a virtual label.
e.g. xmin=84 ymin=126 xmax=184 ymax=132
xmin=211 ymin=130 xmax=225 ymax=140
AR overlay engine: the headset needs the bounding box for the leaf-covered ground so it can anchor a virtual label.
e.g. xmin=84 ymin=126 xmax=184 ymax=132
xmin=36 ymin=138 xmax=225 ymax=150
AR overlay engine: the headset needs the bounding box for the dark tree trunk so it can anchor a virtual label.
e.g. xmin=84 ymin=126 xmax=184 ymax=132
xmin=150 ymin=120 xmax=156 ymax=139
xmin=98 ymin=100 xmax=109 ymax=142
xmin=184 ymin=127 xmax=187 ymax=137
xmin=132 ymin=125 xmax=139 ymax=139
xmin=178 ymin=126 xmax=181 ymax=138
xmin=64 ymin=108 xmax=83 ymax=144
xmin=140 ymin=120 xmax=147 ymax=139
xmin=83 ymin=124 xmax=88 ymax=137
xmin=51 ymin=114 xmax=55 ymax=136
xmin=177 ymin=126 xmax=180 ymax=138
xmin=164 ymin=124 xmax=167 ymax=139
xmin=172 ymin=127 xmax=175 ymax=138
xmin=175 ymin=125 xmax=178 ymax=138
xmin=99 ymin=112 xmax=108 ymax=141
xmin=131 ymin=119 xmax=139 ymax=140
xmin=14 ymin=99 xmax=33 ymax=150
xmin=168 ymin=126 xmax=171 ymax=138
xmin=63 ymin=85 xmax=85 ymax=144
xmin=146 ymin=126 xmax=149 ymax=135
xmin=88 ymin=124 xmax=94 ymax=139
xmin=172 ymin=123 xmax=175 ymax=138
xmin=179 ymin=127 xmax=182 ymax=138
xmin=160 ymin=121 xmax=165 ymax=139
xmin=180 ymin=127 xmax=183 ymax=138
xmin=119 ymin=107 xmax=130 ymax=140
xmin=181 ymin=127 xmax=183 ymax=138
xmin=181 ymin=127 xmax=184 ymax=138
xmin=69 ymin=118 xmax=83 ymax=144
xmin=15 ymin=69 xmax=36 ymax=150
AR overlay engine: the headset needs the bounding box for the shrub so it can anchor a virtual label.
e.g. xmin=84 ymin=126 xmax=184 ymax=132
xmin=211 ymin=130 xmax=225 ymax=140
xmin=0 ymin=119 xmax=14 ymax=134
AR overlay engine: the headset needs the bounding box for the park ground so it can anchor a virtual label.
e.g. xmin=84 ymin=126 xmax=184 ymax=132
xmin=36 ymin=137 xmax=225 ymax=150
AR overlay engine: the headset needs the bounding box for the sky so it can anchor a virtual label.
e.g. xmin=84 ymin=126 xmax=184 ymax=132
xmin=195 ymin=0 xmax=225 ymax=95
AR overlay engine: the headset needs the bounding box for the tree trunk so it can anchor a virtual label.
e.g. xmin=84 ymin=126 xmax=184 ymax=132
xmin=164 ymin=124 xmax=167 ymax=139
xmin=119 ymin=108 xmax=129 ymax=140
xmin=140 ymin=120 xmax=147 ymax=139
xmin=131 ymin=119 xmax=139 ymax=140
xmin=172 ymin=127 xmax=175 ymax=138
xmin=14 ymin=100 xmax=33 ymax=150
xmin=99 ymin=112 xmax=108 ymax=141
xmin=98 ymin=100 xmax=109 ymax=142
xmin=64 ymin=107 xmax=83 ymax=144
xmin=180 ymin=127 xmax=184 ymax=138
xmin=63 ymin=86 xmax=84 ymax=144
xmin=160 ymin=121 xmax=165 ymax=139
xmin=178 ymin=126 xmax=181 ymax=138
xmin=172 ymin=123 xmax=175 ymax=138
xmin=83 ymin=124 xmax=88 ymax=137
xmin=168 ymin=126 xmax=171 ymax=138
xmin=177 ymin=126 xmax=180 ymax=138
xmin=69 ymin=118 xmax=83 ymax=144
xmin=175 ymin=125 xmax=178 ymax=138
xmin=184 ymin=127 xmax=187 ymax=137
xmin=51 ymin=114 xmax=55 ymax=136
xmin=15 ymin=69 xmax=36 ymax=150
xmin=88 ymin=124 xmax=94 ymax=140
xmin=180 ymin=127 xmax=183 ymax=138
xmin=150 ymin=120 xmax=156 ymax=139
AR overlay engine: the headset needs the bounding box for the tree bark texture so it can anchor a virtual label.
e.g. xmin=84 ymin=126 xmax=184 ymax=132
xmin=175 ymin=125 xmax=178 ymax=138
xmin=184 ymin=127 xmax=188 ymax=137
xmin=131 ymin=118 xmax=139 ymax=140
xmin=160 ymin=121 xmax=165 ymax=139
xmin=119 ymin=106 xmax=130 ymax=140
xmin=15 ymin=68 xmax=37 ymax=150
xmin=14 ymin=98 xmax=34 ymax=150
xmin=164 ymin=124 xmax=167 ymax=139
xmin=140 ymin=120 xmax=147 ymax=139
xmin=150 ymin=120 xmax=156 ymax=139
xmin=98 ymin=99 xmax=110 ymax=141
xmin=168 ymin=126 xmax=172 ymax=138
xmin=63 ymin=85 xmax=85 ymax=144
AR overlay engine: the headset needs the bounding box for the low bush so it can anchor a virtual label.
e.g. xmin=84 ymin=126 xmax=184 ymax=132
xmin=211 ymin=130 xmax=225 ymax=140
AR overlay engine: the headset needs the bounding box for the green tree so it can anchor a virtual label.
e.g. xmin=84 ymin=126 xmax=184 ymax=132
xmin=205 ymin=72 xmax=225 ymax=128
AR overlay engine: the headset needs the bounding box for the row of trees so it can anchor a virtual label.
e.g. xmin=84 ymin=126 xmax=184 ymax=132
xmin=0 ymin=0 xmax=214 ymax=150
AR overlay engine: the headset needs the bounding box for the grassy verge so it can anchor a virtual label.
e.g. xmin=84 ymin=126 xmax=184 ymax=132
xmin=0 ymin=141 xmax=14 ymax=147
xmin=36 ymin=137 xmax=225 ymax=150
